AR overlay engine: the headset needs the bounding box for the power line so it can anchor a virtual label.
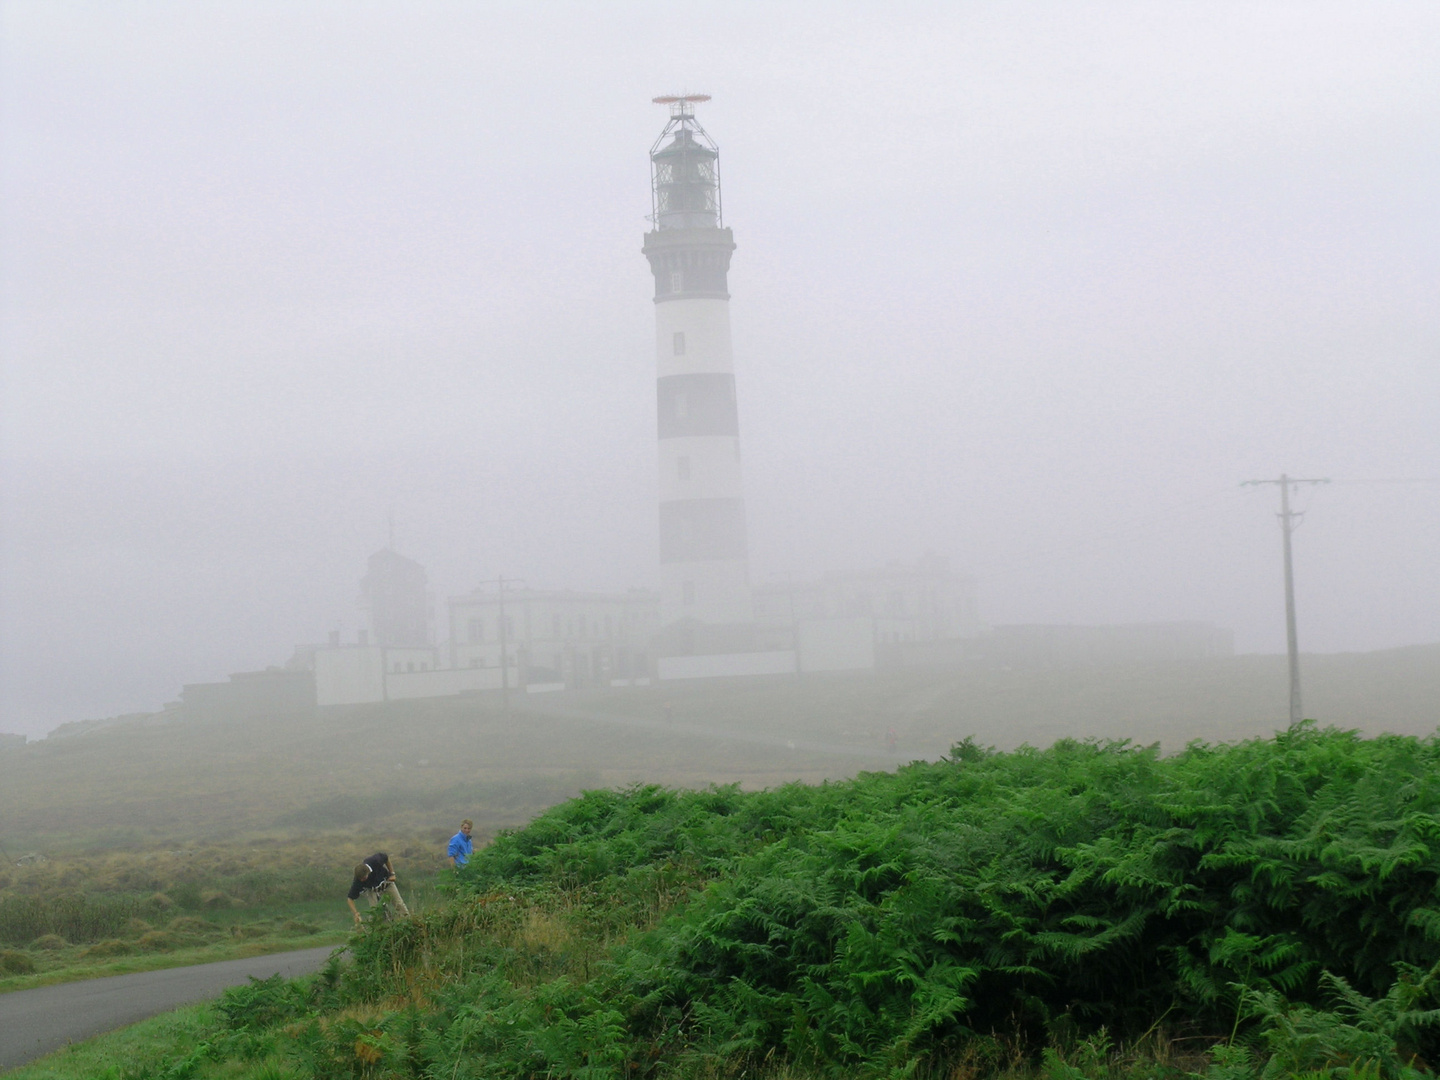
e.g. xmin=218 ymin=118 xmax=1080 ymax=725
xmin=1329 ymin=477 xmax=1440 ymax=485
xmin=1241 ymin=475 xmax=1330 ymax=725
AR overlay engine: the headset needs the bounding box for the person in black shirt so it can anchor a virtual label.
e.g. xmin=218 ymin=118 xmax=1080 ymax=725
xmin=345 ymin=852 xmax=410 ymax=924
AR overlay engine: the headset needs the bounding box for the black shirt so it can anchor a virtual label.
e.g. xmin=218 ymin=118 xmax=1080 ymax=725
xmin=347 ymin=852 xmax=391 ymax=900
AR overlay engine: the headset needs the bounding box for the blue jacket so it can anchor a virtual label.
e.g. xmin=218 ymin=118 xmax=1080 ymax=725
xmin=447 ymin=831 xmax=473 ymax=866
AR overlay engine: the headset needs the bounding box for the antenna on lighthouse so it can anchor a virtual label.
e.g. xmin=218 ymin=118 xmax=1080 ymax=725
xmin=652 ymin=93 xmax=711 ymax=119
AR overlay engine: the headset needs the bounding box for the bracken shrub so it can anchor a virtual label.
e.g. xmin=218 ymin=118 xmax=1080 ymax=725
xmin=454 ymin=724 xmax=1440 ymax=1074
xmin=110 ymin=725 xmax=1440 ymax=1079
xmin=217 ymin=973 xmax=315 ymax=1033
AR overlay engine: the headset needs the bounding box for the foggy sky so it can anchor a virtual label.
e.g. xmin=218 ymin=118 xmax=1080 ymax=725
xmin=2 ymin=2 xmax=1438 ymax=738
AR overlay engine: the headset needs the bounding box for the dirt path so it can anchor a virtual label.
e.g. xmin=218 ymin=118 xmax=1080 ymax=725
xmin=0 ymin=945 xmax=336 ymax=1071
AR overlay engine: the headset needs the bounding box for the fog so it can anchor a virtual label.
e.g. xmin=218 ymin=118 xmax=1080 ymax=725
xmin=2 ymin=2 xmax=1437 ymax=739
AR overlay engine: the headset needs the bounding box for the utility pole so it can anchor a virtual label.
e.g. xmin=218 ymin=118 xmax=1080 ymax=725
xmin=1242 ymin=474 xmax=1329 ymax=725
xmin=775 ymin=573 xmax=802 ymax=678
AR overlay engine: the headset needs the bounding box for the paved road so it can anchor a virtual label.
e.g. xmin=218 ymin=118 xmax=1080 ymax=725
xmin=0 ymin=945 xmax=337 ymax=1072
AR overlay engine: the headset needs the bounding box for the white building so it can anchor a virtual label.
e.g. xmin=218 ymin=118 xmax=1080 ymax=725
xmin=447 ymin=587 xmax=660 ymax=688
xmin=301 ymin=633 xmax=485 ymax=708
xmin=753 ymin=554 xmax=981 ymax=647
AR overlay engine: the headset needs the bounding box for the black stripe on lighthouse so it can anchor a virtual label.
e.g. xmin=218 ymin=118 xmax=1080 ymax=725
xmin=657 ymin=373 xmax=738 ymax=438
xmin=648 ymin=248 xmax=731 ymax=300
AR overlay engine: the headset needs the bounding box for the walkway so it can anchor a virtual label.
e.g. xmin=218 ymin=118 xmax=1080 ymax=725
xmin=0 ymin=945 xmax=336 ymax=1071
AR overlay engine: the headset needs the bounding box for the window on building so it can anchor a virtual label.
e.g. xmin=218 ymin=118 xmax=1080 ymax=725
xmin=407 ymin=661 xmax=415 ymax=672
xmin=673 ymin=331 xmax=686 ymax=355
xmin=682 ymin=581 xmax=695 ymax=606
xmin=670 ymin=270 xmax=683 ymax=293
xmin=467 ymin=617 xmax=483 ymax=643
xmin=674 ymin=391 xmax=688 ymax=419
xmin=677 ymin=455 xmax=691 ymax=481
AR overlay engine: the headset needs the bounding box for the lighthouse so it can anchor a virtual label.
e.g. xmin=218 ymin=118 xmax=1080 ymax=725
xmin=644 ymin=96 xmax=754 ymax=651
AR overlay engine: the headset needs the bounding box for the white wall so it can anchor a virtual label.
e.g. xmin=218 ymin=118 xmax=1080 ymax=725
xmin=657 ymin=650 xmax=796 ymax=680
xmin=315 ymin=646 xmax=385 ymax=706
xmin=383 ymin=646 xmax=438 ymax=673
xmin=317 ymin=646 xmax=510 ymax=705
xmin=386 ymin=666 xmax=504 ymax=699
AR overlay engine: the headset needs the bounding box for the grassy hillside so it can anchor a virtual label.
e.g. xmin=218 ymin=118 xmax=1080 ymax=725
xmin=3 ymin=647 xmax=1434 ymax=995
xmin=23 ymin=723 xmax=1440 ymax=1079
xmin=3 ymin=645 xmax=1437 ymax=851
xmin=0 ymin=834 xmax=454 ymax=992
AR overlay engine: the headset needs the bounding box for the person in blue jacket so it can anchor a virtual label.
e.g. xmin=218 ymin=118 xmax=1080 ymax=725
xmin=447 ymin=819 xmax=474 ymax=868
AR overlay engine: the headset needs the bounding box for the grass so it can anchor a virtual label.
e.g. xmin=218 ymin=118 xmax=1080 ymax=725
xmin=16 ymin=724 xmax=1440 ymax=1078
xmin=1 ymin=649 xmax=1434 ymax=995
xmin=0 ymin=648 xmax=1436 ymax=1071
xmin=0 ymin=929 xmax=349 ymax=994
xmin=4 ymin=999 xmax=218 ymax=1080
xmin=0 ymin=839 xmax=446 ymax=993
xmin=0 ymin=988 xmax=1196 ymax=1080
xmin=0 ymin=906 xmax=349 ymax=994
xmin=4 ymin=646 xmax=1437 ymax=852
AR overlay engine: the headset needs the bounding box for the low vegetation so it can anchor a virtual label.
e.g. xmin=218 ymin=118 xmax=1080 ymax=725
xmin=8 ymin=647 xmax=1436 ymax=851
xmin=28 ymin=722 xmax=1440 ymax=1078
xmin=0 ymin=840 xmax=445 ymax=990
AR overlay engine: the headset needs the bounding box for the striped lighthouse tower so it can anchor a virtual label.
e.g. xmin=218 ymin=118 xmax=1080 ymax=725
xmin=644 ymin=96 xmax=753 ymax=650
